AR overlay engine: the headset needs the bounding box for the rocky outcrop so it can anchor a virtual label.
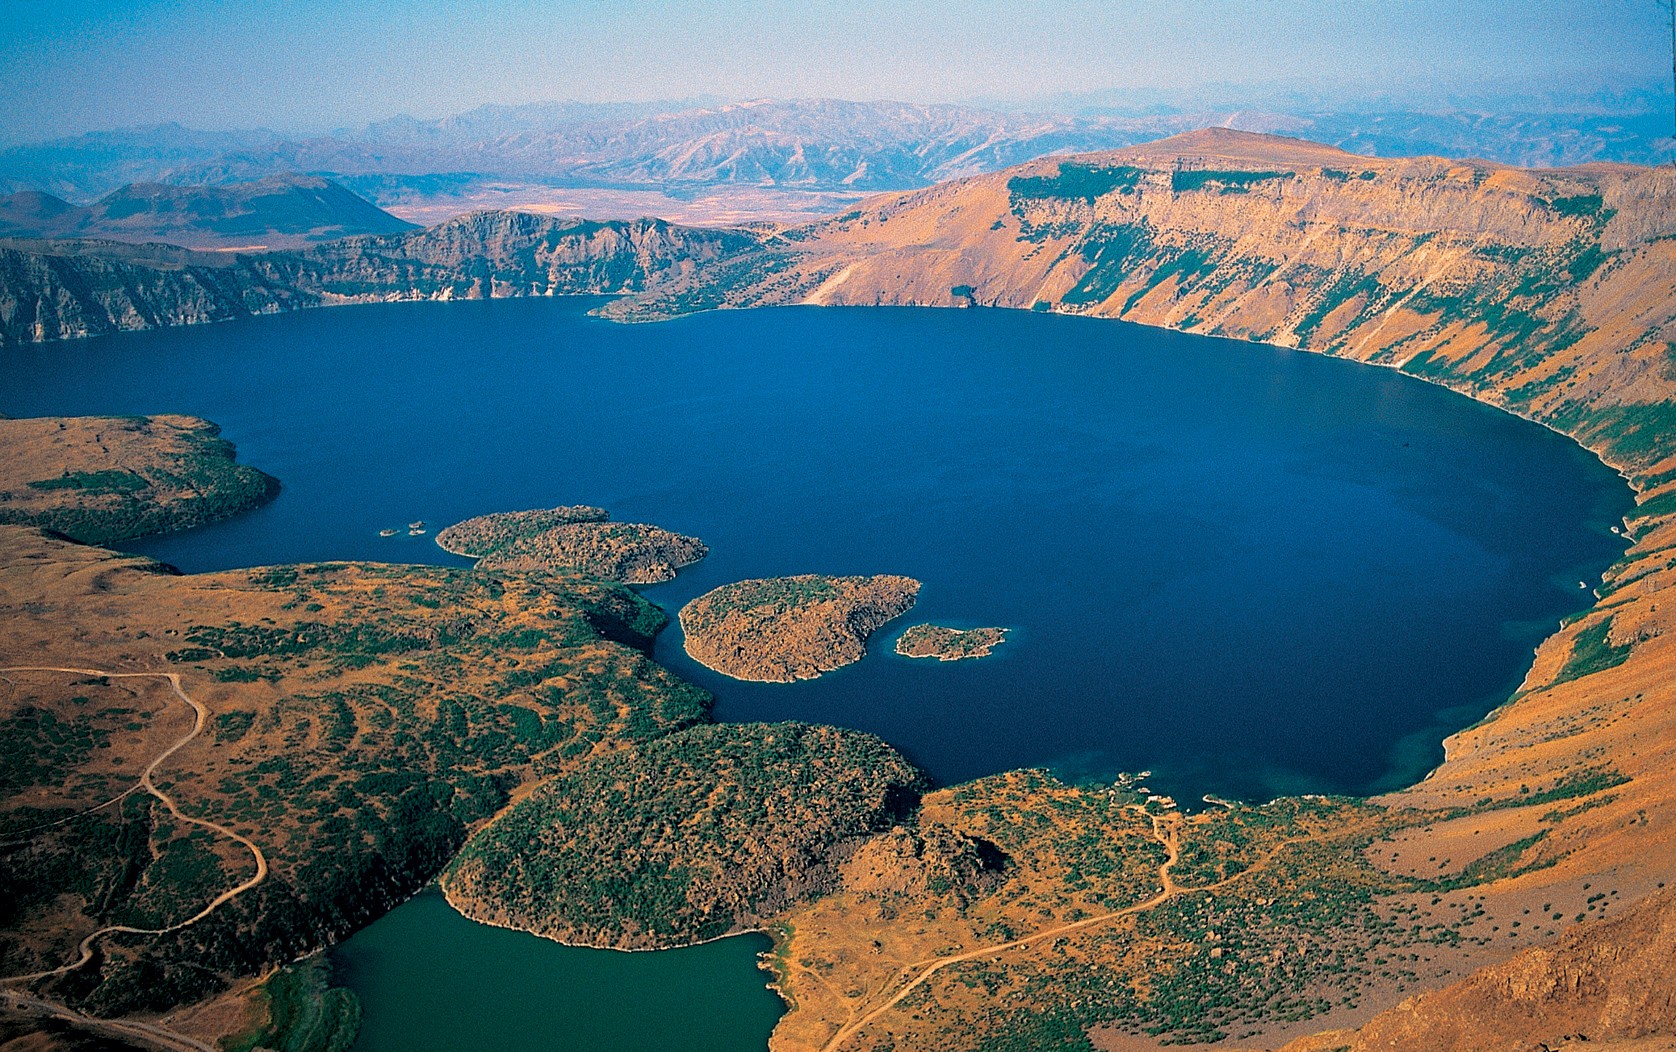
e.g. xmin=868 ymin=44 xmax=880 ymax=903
xmin=435 ymin=505 xmax=610 ymax=555
xmin=680 ymin=574 xmax=920 ymax=682
xmin=0 ymin=239 xmax=315 ymax=346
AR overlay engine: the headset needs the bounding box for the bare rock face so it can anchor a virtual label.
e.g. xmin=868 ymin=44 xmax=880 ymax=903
xmin=436 ymin=505 xmax=706 ymax=584
xmin=838 ymin=825 xmax=1011 ymax=908
xmin=680 ymin=574 xmax=920 ymax=682
xmin=0 ymin=214 xmax=764 ymax=349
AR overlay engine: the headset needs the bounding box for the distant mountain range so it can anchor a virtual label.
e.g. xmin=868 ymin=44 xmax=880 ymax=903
xmin=0 ymin=175 xmax=416 ymax=250
xmin=2 ymin=98 xmax=1669 ymax=208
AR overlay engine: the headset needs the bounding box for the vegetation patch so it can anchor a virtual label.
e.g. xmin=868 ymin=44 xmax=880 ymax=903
xmin=1553 ymin=616 xmax=1633 ymax=684
xmin=1007 ymin=163 xmax=1145 ymax=205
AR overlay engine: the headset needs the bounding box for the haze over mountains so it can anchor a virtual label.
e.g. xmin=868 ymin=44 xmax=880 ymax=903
xmin=0 ymin=174 xmax=416 ymax=250
xmin=0 ymin=97 xmax=1669 ymax=228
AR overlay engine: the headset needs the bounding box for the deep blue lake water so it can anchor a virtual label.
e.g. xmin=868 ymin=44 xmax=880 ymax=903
xmin=0 ymin=296 xmax=1633 ymax=1051
xmin=0 ymin=297 xmax=1630 ymax=801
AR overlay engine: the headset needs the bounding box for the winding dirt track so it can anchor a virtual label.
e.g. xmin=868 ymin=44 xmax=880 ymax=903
xmin=820 ymin=811 xmax=1332 ymax=1052
xmin=0 ymin=666 xmax=268 ymax=1051
xmin=0 ymin=989 xmax=218 ymax=1052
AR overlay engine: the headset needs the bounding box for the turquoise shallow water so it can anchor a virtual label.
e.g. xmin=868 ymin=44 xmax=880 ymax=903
xmin=0 ymin=297 xmax=1634 ymax=1050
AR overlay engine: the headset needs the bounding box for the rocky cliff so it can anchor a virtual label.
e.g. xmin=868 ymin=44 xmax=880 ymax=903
xmin=0 ymin=212 xmax=762 ymax=348
xmin=0 ymin=239 xmax=314 ymax=346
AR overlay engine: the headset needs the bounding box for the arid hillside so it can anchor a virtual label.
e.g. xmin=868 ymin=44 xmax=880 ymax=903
xmin=0 ymin=175 xmax=415 ymax=250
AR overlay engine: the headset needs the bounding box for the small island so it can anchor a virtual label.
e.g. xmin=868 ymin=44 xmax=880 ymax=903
xmin=680 ymin=574 xmax=920 ymax=682
xmin=436 ymin=505 xmax=707 ymax=584
xmin=895 ymin=623 xmax=1008 ymax=661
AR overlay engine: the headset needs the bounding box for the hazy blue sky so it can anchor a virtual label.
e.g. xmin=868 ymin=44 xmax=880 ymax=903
xmin=0 ymin=0 xmax=1669 ymax=142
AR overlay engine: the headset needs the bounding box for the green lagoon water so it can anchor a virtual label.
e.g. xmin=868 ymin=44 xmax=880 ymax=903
xmin=328 ymin=890 xmax=781 ymax=1052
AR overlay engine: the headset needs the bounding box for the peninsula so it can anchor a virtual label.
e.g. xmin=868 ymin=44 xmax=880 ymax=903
xmin=679 ymin=574 xmax=920 ymax=682
xmin=0 ymin=414 xmax=277 ymax=545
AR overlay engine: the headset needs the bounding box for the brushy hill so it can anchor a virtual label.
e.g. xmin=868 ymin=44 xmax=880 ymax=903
xmin=443 ymin=721 xmax=927 ymax=947
xmin=0 ymin=526 xmax=720 ymax=1015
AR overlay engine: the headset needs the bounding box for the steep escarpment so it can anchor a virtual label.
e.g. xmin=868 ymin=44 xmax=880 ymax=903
xmin=617 ymin=129 xmax=1676 ymax=476
xmin=0 ymin=239 xmax=316 ymax=346
xmin=0 ymin=212 xmax=763 ymax=347
xmin=251 ymin=210 xmax=761 ymax=303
